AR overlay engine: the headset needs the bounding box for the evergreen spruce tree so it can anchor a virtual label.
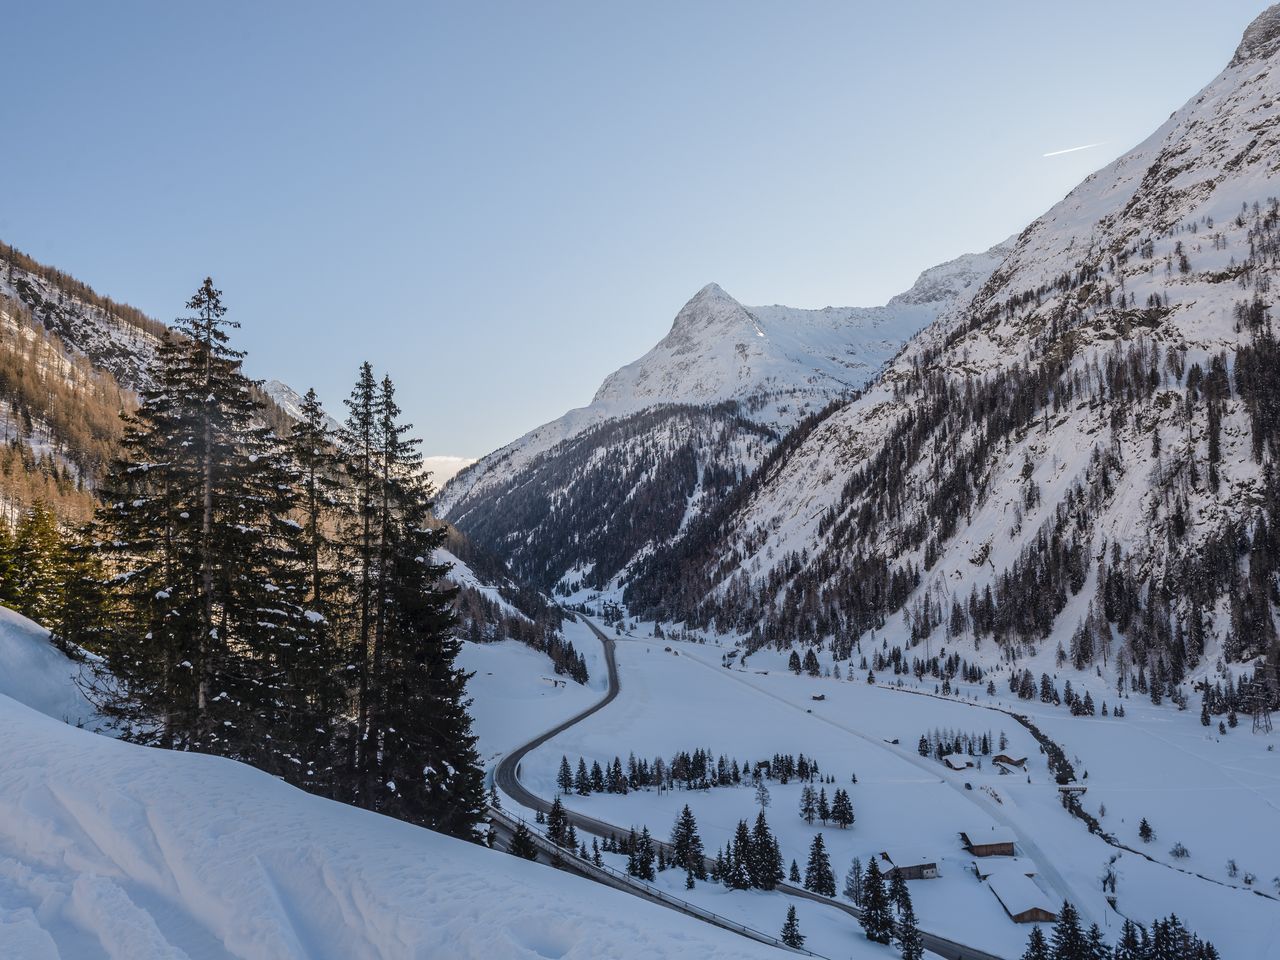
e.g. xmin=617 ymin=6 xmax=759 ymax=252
xmin=1085 ymin=923 xmax=1108 ymax=960
xmin=817 ymin=787 xmax=830 ymax=825
xmin=843 ymin=855 xmax=863 ymax=904
xmin=546 ymin=798 xmax=569 ymax=847
xmin=631 ymin=827 xmax=656 ymax=881
xmin=86 ymin=279 xmax=320 ymax=774
xmin=780 ymin=905 xmax=805 ymax=949
xmin=670 ymin=804 xmax=706 ymax=878
xmin=888 ymin=867 xmax=911 ymax=917
xmin=1020 ymin=926 xmax=1050 ymax=960
xmin=347 ymin=374 xmax=483 ymax=835
xmin=896 ymin=886 xmax=924 ymax=960
xmin=509 ymin=822 xmax=539 ymax=860
xmin=803 ymin=833 xmax=836 ymax=896
xmin=1113 ymin=920 xmax=1142 ymax=960
xmin=1049 ymin=901 xmax=1087 ymax=960
xmin=750 ymin=811 xmax=783 ymax=890
xmin=800 ymin=784 xmax=817 ymax=824
xmin=557 ymin=755 xmax=574 ymax=794
xmin=789 ymin=859 xmax=801 ymax=883
xmin=728 ymin=820 xmax=753 ymax=889
xmin=11 ymin=502 xmax=63 ymax=625
xmin=831 ymin=787 xmax=855 ymax=828
xmin=859 ymin=857 xmax=893 ymax=943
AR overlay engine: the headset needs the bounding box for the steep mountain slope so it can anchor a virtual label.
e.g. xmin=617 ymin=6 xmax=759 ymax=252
xmin=630 ymin=6 xmax=1280 ymax=697
xmin=440 ymin=244 xmax=1010 ymax=596
xmin=0 ymin=245 xmax=305 ymax=515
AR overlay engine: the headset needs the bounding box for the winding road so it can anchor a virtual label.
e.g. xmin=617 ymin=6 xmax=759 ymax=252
xmin=494 ymin=618 xmax=1011 ymax=960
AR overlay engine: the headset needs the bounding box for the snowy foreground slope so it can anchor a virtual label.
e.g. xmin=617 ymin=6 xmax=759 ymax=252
xmin=0 ymin=612 xmax=812 ymax=960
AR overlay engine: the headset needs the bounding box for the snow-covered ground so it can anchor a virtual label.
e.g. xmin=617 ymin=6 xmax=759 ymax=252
xmin=461 ymin=616 xmax=607 ymax=769
xmin=0 ymin=607 xmax=836 ymax=960
xmin=511 ymin=625 xmax=1280 ymax=959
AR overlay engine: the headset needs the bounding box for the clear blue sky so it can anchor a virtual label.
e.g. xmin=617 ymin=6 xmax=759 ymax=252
xmin=1 ymin=1 xmax=1268 ymax=459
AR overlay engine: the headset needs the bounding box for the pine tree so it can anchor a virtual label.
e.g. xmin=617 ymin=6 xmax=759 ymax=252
xmin=575 ymin=757 xmax=591 ymax=795
xmin=888 ymin=867 xmax=911 ymax=917
xmin=843 ymin=856 xmax=863 ymax=904
xmin=361 ymin=374 xmax=483 ymax=835
xmin=86 ymin=279 xmax=320 ymax=774
xmin=727 ymin=820 xmax=753 ymax=889
xmin=1113 ymin=919 xmax=1142 ymax=960
xmin=509 ymin=822 xmax=539 ymax=860
xmin=557 ymin=755 xmax=573 ymax=794
xmin=789 ymin=859 xmax=801 ymax=883
xmin=1049 ymin=901 xmax=1087 ymax=960
xmin=1139 ymin=817 xmax=1154 ymax=842
xmin=632 ymin=827 xmax=656 ymax=881
xmin=1020 ymin=925 xmax=1050 ymax=960
xmin=1085 ymin=924 xmax=1108 ymax=960
xmin=817 ymin=787 xmax=831 ymax=825
xmin=897 ymin=888 xmax=924 ymax=960
xmin=831 ymin=787 xmax=855 ymax=828
xmin=800 ymin=784 xmax=817 ymax=824
xmin=670 ymin=804 xmax=706 ymax=878
xmin=859 ymin=857 xmax=893 ymax=944
xmin=11 ymin=502 xmax=63 ymax=624
xmin=547 ymin=798 xmax=570 ymax=847
xmin=750 ymin=811 xmax=783 ymax=890
xmin=803 ymin=833 xmax=836 ymax=896
xmin=780 ymin=905 xmax=805 ymax=948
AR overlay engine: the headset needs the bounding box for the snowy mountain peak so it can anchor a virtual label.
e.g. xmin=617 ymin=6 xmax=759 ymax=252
xmin=660 ymin=281 xmax=758 ymax=350
xmin=1232 ymin=3 xmax=1280 ymax=64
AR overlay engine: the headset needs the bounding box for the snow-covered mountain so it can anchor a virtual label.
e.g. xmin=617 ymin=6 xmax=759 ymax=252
xmin=628 ymin=5 xmax=1280 ymax=690
xmin=439 ymin=242 xmax=1010 ymax=596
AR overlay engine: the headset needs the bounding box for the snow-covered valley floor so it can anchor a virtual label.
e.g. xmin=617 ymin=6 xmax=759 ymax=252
xmin=489 ymin=623 xmax=1280 ymax=960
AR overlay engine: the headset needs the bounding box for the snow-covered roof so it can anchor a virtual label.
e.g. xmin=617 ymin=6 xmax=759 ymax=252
xmin=882 ymin=852 xmax=937 ymax=867
xmin=986 ymin=873 xmax=1055 ymax=920
xmin=962 ymin=826 xmax=1017 ymax=846
xmin=944 ymin=755 xmax=973 ymax=769
xmin=970 ymin=857 xmax=1036 ymax=879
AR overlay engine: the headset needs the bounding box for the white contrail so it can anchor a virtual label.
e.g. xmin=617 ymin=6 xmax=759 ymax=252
xmin=1042 ymin=141 xmax=1106 ymax=158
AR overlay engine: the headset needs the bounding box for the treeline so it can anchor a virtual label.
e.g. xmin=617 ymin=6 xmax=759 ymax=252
xmin=555 ymin=748 xmax=829 ymax=795
xmin=56 ymin=279 xmax=483 ymax=839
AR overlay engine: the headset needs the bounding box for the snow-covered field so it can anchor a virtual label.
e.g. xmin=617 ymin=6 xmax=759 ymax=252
xmin=461 ymin=616 xmax=608 ymax=768
xmin=0 ymin=608 xmax=823 ymax=960
xmin=509 ymin=625 xmax=1280 ymax=959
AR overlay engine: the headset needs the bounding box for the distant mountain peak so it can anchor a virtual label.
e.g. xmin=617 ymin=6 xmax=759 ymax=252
xmin=1233 ymin=3 xmax=1280 ymax=65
